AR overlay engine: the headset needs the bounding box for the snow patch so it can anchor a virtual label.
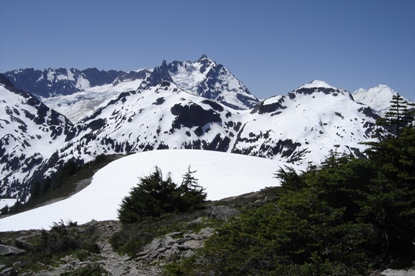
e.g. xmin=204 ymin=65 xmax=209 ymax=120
xmin=0 ymin=150 xmax=299 ymax=231
xmin=0 ymin=198 xmax=17 ymax=210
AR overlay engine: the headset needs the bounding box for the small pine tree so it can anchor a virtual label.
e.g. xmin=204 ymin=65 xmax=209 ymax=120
xmin=383 ymin=93 xmax=415 ymax=137
xmin=177 ymin=166 xmax=206 ymax=212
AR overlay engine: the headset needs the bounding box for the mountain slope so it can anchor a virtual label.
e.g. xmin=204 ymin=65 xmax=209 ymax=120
xmin=40 ymin=75 xmax=150 ymax=123
xmin=58 ymin=81 xmax=238 ymax=159
xmin=0 ymin=74 xmax=73 ymax=201
xmin=233 ymin=80 xmax=379 ymax=164
xmin=0 ymin=149 xmax=294 ymax=231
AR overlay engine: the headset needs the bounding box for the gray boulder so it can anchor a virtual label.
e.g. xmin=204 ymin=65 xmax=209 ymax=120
xmin=0 ymin=244 xmax=25 ymax=256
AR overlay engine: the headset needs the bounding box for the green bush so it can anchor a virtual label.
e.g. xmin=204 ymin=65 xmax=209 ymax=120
xmin=118 ymin=166 xmax=206 ymax=224
xmin=35 ymin=220 xmax=100 ymax=259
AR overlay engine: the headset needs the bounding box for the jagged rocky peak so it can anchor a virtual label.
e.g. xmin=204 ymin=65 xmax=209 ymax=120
xmin=143 ymin=59 xmax=173 ymax=87
xmin=199 ymin=53 xmax=208 ymax=60
xmin=196 ymin=54 xmax=217 ymax=69
xmin=144 ymin=55 xmax=259 ymax=109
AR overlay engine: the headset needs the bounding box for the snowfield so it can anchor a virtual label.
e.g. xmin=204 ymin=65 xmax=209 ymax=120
xmin=0 ymin=199 xmax=17 ymax=210
xmin=0 ymin=150 xmax=300 ymax=231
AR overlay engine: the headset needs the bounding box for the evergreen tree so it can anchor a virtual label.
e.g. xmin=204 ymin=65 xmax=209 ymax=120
xmin=118 ymin=167 xmax=177 ymax=223
xmin=364 ymin=127 xmax=415 ymax=264
xmin=383 ymin=93 xmax=415 ymax=137
xmin=199 ymin=156 xmax=379 ymax=275
xmin=177 ymin=166 xmax=206 ymax=212
xmin=118 ymin=166 xmax=206 ymax=224
xmin=31 ymin=181 xmax=42 ymax=200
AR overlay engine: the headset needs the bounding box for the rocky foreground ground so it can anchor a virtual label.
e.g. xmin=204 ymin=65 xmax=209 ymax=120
xmin=2 ymin=190 xmax=415 ymax=276
xmin=0 ymin=197 xmax=243 ymax=275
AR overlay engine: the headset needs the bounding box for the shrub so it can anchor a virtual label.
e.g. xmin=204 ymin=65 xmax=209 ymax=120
xmin=118 ymin=166 xmax=206 ymax=224
xmin=35 ymin=220 xmax=100 ymax=259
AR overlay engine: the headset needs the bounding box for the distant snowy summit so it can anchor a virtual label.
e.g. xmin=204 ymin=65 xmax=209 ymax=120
xmin=3 ymin=55 xmax=259 ymax=122
xmin=293 ymin=80 xmax=351 ymax=97
xmin=292 ymin=80 xmax=413 ymax=117
xmin=352 ymin=84 xmax=410 ymax=116
xmin=296 ymin=80 xmax=337 ymax=90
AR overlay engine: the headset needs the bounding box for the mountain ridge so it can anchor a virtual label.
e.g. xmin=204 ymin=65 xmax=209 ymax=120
xmin=1 ymin=56 xmax=407 ymax=206
xmin=4 ymin=55 xmax=259 ymax=123
xmin=1 ymin=74 xmax=384 ymax=205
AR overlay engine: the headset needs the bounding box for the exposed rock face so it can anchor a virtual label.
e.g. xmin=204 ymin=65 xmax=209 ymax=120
xmin=136 ymin=227 xmax=215 ymax=263
xmin=0 ymin=267 xmax=18 ymax=276
xmin=145 ymin=60 xmax=174 ymax=86
xmin=14 ymin=234 xmax=36 ymax=250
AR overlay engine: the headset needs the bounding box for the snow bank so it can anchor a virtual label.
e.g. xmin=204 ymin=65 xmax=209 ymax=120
xmin=0 ymin=150 xmax=296 ymax=231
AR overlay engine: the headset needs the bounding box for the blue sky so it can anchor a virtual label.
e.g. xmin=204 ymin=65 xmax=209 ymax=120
xmin=1 ymin=0 xmax=414 ymax=101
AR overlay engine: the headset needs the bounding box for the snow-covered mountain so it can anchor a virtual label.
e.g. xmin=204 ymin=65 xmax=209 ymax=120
xmin=4 ymin=55 xmax=259 ymax=122
xmin=3 ymin=68 xmax=150 ymax=123
xmin=352 ymin=84 xmax=412 ymax=116
xmin=40 ymin=76 xmax=149 ymax=123
xmin=54 ymin=79 xmax=379 ymax=164
xmin=3 ymin=67 xmax=147 ymax=99
xmin=237 ymin=80 xmax=379 ymax=163
xmin=167 ymin=55 xmax=258 ymax=110
xmin=1 ymin=57 xmax=387 ymax=207
xmin=1 ymin=79 xmax=376 ymax=203
xmin=0 ymin=75 xmax=73 ymax=201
